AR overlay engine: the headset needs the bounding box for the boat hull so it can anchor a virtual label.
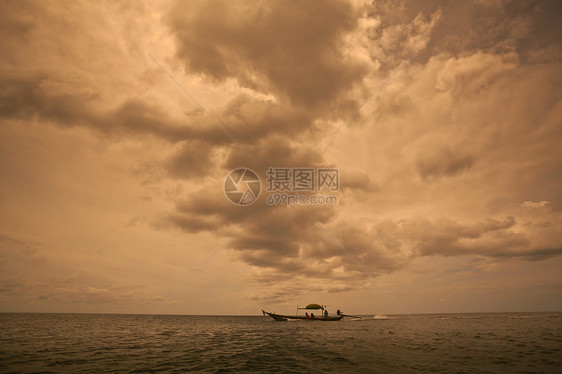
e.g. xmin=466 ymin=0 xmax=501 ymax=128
xmin=262 ymin=310 xmax=343 ymax=321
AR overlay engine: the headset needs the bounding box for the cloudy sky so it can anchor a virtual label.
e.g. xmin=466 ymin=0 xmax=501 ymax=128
xmin=1 ymin=0 xmax=561 ymax=315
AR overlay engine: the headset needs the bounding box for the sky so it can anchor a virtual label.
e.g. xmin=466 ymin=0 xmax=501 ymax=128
xmin=1 ymin=0 xmax=561 ymax=315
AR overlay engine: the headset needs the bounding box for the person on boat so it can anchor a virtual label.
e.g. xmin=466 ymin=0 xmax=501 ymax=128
xmin=324 ymin=309 xmax=329 ymax=318
xmin=305 ymin=312 xmax=310 ymax=318
xmin=310 ymin=312 xmax=315 ymax=319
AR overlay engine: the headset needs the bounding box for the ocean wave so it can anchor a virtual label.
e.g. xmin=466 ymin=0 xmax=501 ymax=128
xmin=372 ymin=314 xmax=393 ymax=319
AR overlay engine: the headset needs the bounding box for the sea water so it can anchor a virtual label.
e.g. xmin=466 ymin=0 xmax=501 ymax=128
xmin=1 ymin=312 xmax=560 ymax=373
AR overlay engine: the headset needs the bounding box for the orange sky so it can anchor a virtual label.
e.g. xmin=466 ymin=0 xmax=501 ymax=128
xmin=1 ymin=0 xmax=561 ymax=315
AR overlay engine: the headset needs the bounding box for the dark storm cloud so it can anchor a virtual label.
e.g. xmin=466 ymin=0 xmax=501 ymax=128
xmin=156 ymin=0 xmax=562 ymax=283
xmin=0 ymin=0 xmax=367 ymax=192
xmin=217 ymin=94 xmax=318 ymax=144
xmin=316 ymin=215 xmax=562 ymax=278
xmin=0 ymin=0 xmax=235 ymax=154
xmin=224 ymin=136 xmax=325 ymax=172
xmin=0 ymin=70 xmax=330 ymax=168
xmin=0 ymin=72 xmax=214 ymax=144
xmin=417 ymin=147 xmax=474 ymax=180
xmin=165 ymin=140 xmax=217 ymax=179
xmin=161 ymin=187 xmax=349 ymax=278
xmin=397 ymin=216 xmax=526 ymax=257
xmin=165 ymin=188 xmax=336 ymax=249
xmin=518 ymin=247 xmax=562 ymax=261
xmin=230 ymin=205 xmax=336 ymax=253
xmin=161 ymin=184 xmax=259 ymax=233
xmin=163 ymin=193 xmax=556 ymax=280
xmin=368 ymin=0 xmax=562 ymax=66
xmin=167 ymin=0 xmax=369 ymax=112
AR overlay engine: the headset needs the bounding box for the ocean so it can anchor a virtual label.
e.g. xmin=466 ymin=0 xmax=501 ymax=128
xmin=1 ymin=312 xmax=560 ymax=373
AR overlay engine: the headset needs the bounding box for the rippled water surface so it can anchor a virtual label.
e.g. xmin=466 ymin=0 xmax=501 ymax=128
xmin=1 ymin=312 xmax=561 ymax=373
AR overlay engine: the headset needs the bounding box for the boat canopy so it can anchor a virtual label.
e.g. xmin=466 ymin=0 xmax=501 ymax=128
xmin=303 ymin=303 xmax=323 ymax=310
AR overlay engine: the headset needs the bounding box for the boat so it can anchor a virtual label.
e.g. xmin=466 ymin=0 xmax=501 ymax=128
xmin=261 ymin=303 xmax=344 ymax=321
